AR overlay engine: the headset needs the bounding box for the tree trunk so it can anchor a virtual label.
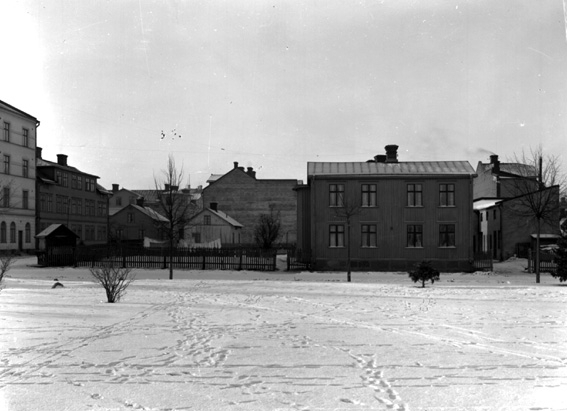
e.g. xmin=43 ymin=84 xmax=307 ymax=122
xmin=536 ymin=218 xmax=541 ymax=284
xmin=347 ymin=223 xmax=351 ymax=282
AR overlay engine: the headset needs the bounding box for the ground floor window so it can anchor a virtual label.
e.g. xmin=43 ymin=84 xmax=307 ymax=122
xmin=329 ymin=224 xmax=345 ymax=247
xmin=25 ymin=223 xmax=31 ymax=243
xmin=439 ymin=224 xmax=456 ymax=247
xmin=407 ymin=224 xmax=423 ymax=247
xmin=0 ymin=222 xmax=6 ymax=243
xmin=361 ymin=224 xmax=377 ymax=248
xmin=10 ymin=222 xmax=16 ymax=243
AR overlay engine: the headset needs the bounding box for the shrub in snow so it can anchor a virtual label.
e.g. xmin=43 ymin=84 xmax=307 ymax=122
xmin=89 ymin=264 xmax=136 ymax=303
xmin=0 ymin=254 xmax=14 ymax=290
xmin=408 ymin=260 xmax=440 ymax=288
xmin=551 ymin=235 xmax=567 ymax=282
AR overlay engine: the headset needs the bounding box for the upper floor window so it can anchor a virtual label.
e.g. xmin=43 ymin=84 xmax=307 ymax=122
xmin=329 ymin=224 xmax=345 ymax=247
xmin=85 ymin=178 xmax=95 ymax=192
xmin=22 ymin=159 xmax=29 ymax=178
xmin=407 ymin=224 xmax=423 ymax=247
xmin=127 ymin=213 xmax=135 ymax=223
xmin=62 ymin=173 xmax=68 ymax=187
xmin=3 ymin=122 xmax=9 ymax=142
xmin=56 ymin=170 xmax=62 ymax=184
xmin=329 ymin=184 xmax=344 ymax=207
xmin=407 ymin=184 xmax=422 ymax=207
xmin=361 ymin=224 xmax=377 ymax=248
xmin=116 ymin=197 xmax=122 ymax=206
xmin=439 ymin=184 xmax=455 ymax=206
xmin=2 ymin=187 xmax=9 ymax=207
xmin=22 ymin=190 xmax=29 ymax=209
xmin=439 ymin=224 xmax=456 ymax=247
xmin=204 ymin=215 xmax=211 ymax=225
xmin=22 ymin=128 xmax=29 ymax=147
xmin=3 ymin=155 xmax=10 ymax=174
xmin=361 ymin=184 xmax=377 ymax=207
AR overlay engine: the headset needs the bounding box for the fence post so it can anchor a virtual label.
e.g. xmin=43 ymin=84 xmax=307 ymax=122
xmin=238 ymin=249 xmax=243 ymax=271
xmin=528 ymin=248 xmax=532 ymax=273
xmin=202 ymin=254 xmax=206 ymax=270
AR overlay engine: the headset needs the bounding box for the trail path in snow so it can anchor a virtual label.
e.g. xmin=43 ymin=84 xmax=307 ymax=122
xmin=1 ymin=268 xmax=567 ymax=410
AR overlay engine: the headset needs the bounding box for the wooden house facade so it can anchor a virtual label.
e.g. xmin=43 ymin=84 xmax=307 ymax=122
xmin=296 ymin=145 xmax=477 ymax=272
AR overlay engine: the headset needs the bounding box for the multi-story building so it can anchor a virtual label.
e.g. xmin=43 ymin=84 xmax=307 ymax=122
xmin=36 ymin=149 xmax=111 ymax=245
xmin=0 ymin=100 xmax=39 ymax=252
xmin=295 ymin=145 xmax=477 ymax=272
xmin=202 ymin=162 xmax=299 ymax=245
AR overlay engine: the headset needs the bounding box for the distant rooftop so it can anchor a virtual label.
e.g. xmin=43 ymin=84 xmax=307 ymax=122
xmin=308 ymin=161 xmax=476 ymax=177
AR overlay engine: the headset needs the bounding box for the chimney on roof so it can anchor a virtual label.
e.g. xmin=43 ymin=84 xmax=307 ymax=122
xmin=136 ymin=197 xmax=144 ymax=207
xmin=490 ymin=154 xmax=500 ymax=173
xmin=246 ymin=167 xmax=256 ymax=179
xmin=384 ymin=145 xmax=399 ymax=163
xmin=36 ymin=147 xmax=42 ymax=159
xmin=210 ymin=202 xmax=218 ymax=212
xmin=112 ymin=184 xmax=119 ymax=193
xmin=374 ymin=154 xmax=387 ymax=163
xmin=234 ymin=161 xmax=239 ymax=169
xmin=164 ymin=183 xmax=170 ymax=191
xmin=57 ymin=154 xmax=68 ymax=166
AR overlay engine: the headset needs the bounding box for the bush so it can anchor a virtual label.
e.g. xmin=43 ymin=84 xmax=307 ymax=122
xmin=552 ymin=235 xmax=567 ymax=282
xmin=89 ymin=264 xmax=136 ymax=303
xmin=0 ymin=254 xmax=14 ymax=290
xmin=408 ymin=260 xmax=440 ymax=288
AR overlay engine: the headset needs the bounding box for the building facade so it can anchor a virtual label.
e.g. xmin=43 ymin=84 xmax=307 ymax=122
xmin=296 ymin=145 xmax=477 ymax=272
xmin=109 ymin=203 xmax=168 ymax=244
xmin=0 ymin=100 xmax=39 ymax=252
xmin=202 ymin=162 xmax=298 ymax=245
xmin=36 ymin=149 xmax=110 ymax=245
xmin=185 ymin=204 xmax=243 ymax=246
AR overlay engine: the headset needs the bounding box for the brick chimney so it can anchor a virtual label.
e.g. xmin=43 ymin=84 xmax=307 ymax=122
xmin=210 ymin=202 xmax=218 ymax=212
xmin=57 ymin=154 xmax=68 ymax=166
xmin=36 ymin=147 xmax=42 ymax=159
xmin=112 ymin=184 xmax=119 ymax=193
xmin=374 ymin=154 xmax=387 ymax=163
xmin=234 ymin=161 xmax=239 ymax=169
xmin=384 ymin=145 xmax=399 ymax=163
xmin=246 ymin=167 xmax=256 ymax=179
xmin=136 ymin=197 xmax=144 ymax=207
xmin=490 ymin=154 xmax=500 ymax=173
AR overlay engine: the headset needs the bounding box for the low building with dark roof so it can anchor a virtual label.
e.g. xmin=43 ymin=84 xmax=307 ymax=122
xmin=295 ymin=145 xmax=477 ymax=272
xmin=109 ymin=203 xmax=169 ymax=244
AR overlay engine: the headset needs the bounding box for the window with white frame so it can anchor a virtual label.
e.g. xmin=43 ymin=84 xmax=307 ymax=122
xmin=329 ymin=224 xmax=345 ymax=247
xmin=361 ymin=224 xmax=377 ymax=248
xmin=407 ymin=184 xmax=422 ymax=206
xmin=329 ymin=184 xmax=345 ymax=207
xmin=361 ymin=184 xmax=377 ymax=207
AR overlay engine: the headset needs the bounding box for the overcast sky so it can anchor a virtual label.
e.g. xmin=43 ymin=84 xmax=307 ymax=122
xmin=2 ymin=0 xmax=567 ymax=189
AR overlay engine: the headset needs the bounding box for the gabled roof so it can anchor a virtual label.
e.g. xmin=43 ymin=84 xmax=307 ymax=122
xmin=308 ymin=161 xmax=476 ymax=177
xmin=190 ymin=207 xmax=243 ymax=228
xmin=477 ymin=162 xmax=537 ymax=178
xmin=113 ymin=204 xmax=169 ymax=223
xmin=473 ymin=198 xmax=503 ymax=210
xmin=37 ymin=158 xmax=100 ymax=179
xmin=35 ymin=224 xmax=79 ymax=239
xmin=0 ymin=99 xmax=39 ymax=122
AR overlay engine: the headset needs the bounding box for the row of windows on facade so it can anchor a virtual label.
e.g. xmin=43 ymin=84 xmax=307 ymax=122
xmin=3 ymin=155 xmax=30 ymax=177
xmin=1 ymin=187 xmax=30 ymax=209
xmin=39 ymin=194 xmax=107 ymax=216
xmin=328 ymin=223 xmax=456 ymax=248
xmin=329 ymin=183 xmax=456 ymax=207
xmin=54 ymin=171 xmax=96 ymax=191
xmin=0 ymin=222 xmax=32 ymax=243
xmin=3 ymin=122 xmax=31 ymax=147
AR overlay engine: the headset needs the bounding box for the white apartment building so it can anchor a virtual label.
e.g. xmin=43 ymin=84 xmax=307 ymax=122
xmin=0 ymin=100 xmax=39 ymax=251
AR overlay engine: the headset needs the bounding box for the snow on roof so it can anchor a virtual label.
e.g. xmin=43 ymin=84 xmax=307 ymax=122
xmin=473 ymin=199 xmax=503 ymax=210
xmin=209 ymin=208 xmax=243 ymax=228
xmin=308 ymin=161 xmax=475 ymax=177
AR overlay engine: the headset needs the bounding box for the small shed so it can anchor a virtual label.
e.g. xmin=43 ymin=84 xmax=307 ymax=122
xmin=36 ymin=224 xmax=79 ymax=250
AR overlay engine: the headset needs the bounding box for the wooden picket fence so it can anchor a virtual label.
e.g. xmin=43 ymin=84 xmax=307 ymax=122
xmin=527 ymin=250 xmax=557 ymax=274
xmin=286 ymin=248 xmax=312 ymax=271
xmin=472 ymin=252 xmax=493 ymax=271
xmin=37 ymin=245 xmax=277 ymax=271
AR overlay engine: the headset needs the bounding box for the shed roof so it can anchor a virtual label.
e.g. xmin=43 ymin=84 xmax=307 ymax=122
xmin=35 ymin=224 xmax=79 ymax=239
xmin=308 ymin=161 xmax=475 ymax=177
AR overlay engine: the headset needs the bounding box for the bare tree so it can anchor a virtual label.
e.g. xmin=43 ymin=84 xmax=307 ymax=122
xmin=0 ymin=254 xmax=14 ymax=290
xmin=153 ymin=155 xmax=195 ymax=279
xmin=333 ymin=197 xmax=361 ymax=283
xmin=90 ymin=263 xmax=136 ymax=303
xmin=254 ymin=207 xmax=282 ymax=250
xmin=508 ymin=145 xmax=565 ymax=283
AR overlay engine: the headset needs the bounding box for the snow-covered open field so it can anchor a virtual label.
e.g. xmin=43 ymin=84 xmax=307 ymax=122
xmin=1 ymin=257 xmax=566 ymax=411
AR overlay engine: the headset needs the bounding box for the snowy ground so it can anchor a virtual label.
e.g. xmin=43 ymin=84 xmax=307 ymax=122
xmin=1 ymin=257 xmax=566 ymax=411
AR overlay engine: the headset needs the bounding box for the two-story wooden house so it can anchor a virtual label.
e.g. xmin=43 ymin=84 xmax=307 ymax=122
xmin=36 ymin=149 xmax=111 ymax=245
xmin=296 ymin=145 xmax=477 ymax=272
xmin=0 ymin=100 xmax=39 ymax=252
